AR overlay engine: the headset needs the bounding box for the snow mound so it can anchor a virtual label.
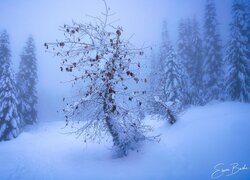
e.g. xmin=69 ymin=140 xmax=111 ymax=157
xmin=0 ymin=102 xmax=250 ymax=179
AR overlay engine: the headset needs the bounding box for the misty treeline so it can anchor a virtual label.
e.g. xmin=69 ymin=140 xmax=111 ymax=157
xmin=149 ymin=0 xmax=250 ymax=117
xmin=0 ymin=31 xmax=38 ymax=141
xmin=44 ymin=0 xmax=249 ymax=157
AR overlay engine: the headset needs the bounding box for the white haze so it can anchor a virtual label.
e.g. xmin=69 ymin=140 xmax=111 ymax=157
xmin=0 ymin=0 xmax=231 ymax=121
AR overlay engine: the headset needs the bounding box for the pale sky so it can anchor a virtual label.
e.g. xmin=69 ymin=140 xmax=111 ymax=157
xmin=0 ymin=0 xmax=231 ymax=120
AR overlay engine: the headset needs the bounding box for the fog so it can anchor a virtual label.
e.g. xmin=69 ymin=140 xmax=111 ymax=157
xmin=0 ymin=0 xmax=231 ymax=121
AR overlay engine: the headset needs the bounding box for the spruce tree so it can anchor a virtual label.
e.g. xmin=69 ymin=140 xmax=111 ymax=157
xmin=190 ymin=17 xmax=204 ymax=105
xmin=177 ymin=18 xmax=203 ymax=105
xmin=0 ymin=30 xmax=21 ymax=141
xmin=17 ymin=36 xmax=38 ymax=125
xmin=148 ymin=49 xmax=166 ymax=114
xmin=246 ymin=0 xmax=250 ymax=62
xmin=164 ymin=29 xmax=186 ymax=107
xmin=154 ymin=21 xmax=186 ymax=123
xmin=158 ymin=21 xmax=171 ymax=101
xmin=177 ymin=19 xmax=192 ymax=80
xmin=177 ymin=19 xmax=190 ymax=105
xmin=148 ymin=21 xmax=171 ymax=115
xmin=203 ymin=0 xmax=224 ymax=101
xmin=225 ymin=0 xmax=250 ymax=102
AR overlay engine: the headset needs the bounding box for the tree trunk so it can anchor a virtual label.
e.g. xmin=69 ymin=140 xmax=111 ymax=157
xmin=103 ymin=89 xmax=120 ymax=146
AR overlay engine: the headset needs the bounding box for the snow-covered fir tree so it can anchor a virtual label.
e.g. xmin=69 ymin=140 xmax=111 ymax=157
xmin=190 ymin=17 xmax=204 ymax=105
xmin=225 ymin=0 xmax=250 ymax=102
xmin=203 ymin=0 xmax=224 ymax=101
xmin=17 ymin=36 xmax=38 ymax=125
xmin=163 ymin=33 xmax=186 ymax=123
xmin=149 ymin=21 xmax=185 ymax=124
xmin=177 ymin=18 xmax=192 ymax=83
xmin=0 ymin=30 xmax=21 ymax=141
xmin=246 ymin=0 xmax=250 ymax=62
xmin=45 ymin=1 xmax=150 ymax=157
xmin=147 ymin=49 xmax=166 ymax=115
xmin=177 ymin=18 xmax=203 ymax=105
xmin=148 ymin=22 xmax=172 ymax=115
xmin=158 ymin=21 xmax=171 ymax=101
xmin=163 ymin=25 xmax=186 ymax=108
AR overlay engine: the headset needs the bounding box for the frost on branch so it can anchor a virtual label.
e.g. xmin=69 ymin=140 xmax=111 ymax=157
xmin=46 ymin=0 xmax=152 ymax=157
xmin=154 ymin=96 xmax=177 ymax=125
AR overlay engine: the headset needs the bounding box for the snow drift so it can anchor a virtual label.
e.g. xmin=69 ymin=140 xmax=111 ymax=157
xmin=0 ymin=102 xmax=249 ymax=179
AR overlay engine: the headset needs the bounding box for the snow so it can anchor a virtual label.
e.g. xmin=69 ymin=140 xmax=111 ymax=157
xmin=0 ymin=102 xmax=250 ymax=179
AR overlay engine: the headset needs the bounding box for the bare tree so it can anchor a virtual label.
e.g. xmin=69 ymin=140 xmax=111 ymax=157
xmin=45 ymin=0 xmax=151 ymax=157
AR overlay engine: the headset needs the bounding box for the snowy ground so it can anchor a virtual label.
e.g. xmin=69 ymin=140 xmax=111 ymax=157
xmin=0 ymin=102 xmax=250 ymax=180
